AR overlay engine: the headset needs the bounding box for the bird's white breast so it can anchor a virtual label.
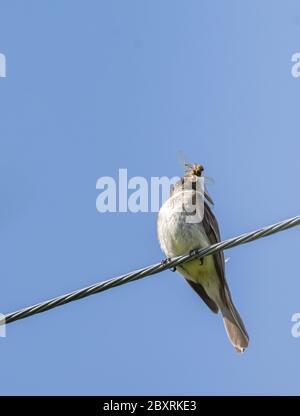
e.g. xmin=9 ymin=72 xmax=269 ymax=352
xmin=157 ymin=190 xmax=210 ymax=258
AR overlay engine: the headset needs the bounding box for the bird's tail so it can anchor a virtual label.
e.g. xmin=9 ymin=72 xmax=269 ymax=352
xmin=220 ymin=289 xmax=249 ymax=353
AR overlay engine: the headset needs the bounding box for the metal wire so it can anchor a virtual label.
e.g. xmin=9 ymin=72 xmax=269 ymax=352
xmin=3 ymin=214 xmax=300 ymax=326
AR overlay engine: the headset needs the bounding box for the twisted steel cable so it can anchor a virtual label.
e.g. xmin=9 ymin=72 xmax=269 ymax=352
xmin=2 ymin=214 xmax=300 ymax=326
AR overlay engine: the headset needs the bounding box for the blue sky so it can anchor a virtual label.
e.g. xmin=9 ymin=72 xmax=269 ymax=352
xmin=1 ymin=0 xmax=300 ymax=395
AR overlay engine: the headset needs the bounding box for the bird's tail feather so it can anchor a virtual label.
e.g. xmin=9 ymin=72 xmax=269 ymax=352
xmin=220 ymin=291 xmax=249 ymax=353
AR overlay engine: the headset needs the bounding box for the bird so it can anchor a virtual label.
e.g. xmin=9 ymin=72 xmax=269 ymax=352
xmin=157 ymin=163 xmax=249 ymax=353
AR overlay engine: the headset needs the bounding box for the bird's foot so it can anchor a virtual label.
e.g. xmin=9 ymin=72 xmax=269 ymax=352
xmin=189 ymin=248 xmax=199 ymax=257
xmin=161 ymin=257 xmax=176 ymax=272
xmin=189 ymin=248 xmax=204 ymax=265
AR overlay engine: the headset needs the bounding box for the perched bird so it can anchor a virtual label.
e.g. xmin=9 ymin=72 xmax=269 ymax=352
xmin=157 ymin=163 xmax=249 ymax=353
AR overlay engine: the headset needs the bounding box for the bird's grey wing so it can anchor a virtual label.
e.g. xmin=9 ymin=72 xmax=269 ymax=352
xmin=201 ymin=201 xmax=226 ymax=288
xmin=184 ymin=278 xmax=219 ymax=313
xmin=182 ymin=201 xmax=225 ymax=314
xmin=202 ymin=202 xmax=249 ymax=341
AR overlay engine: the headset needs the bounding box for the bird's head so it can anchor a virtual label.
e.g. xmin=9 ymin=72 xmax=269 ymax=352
xmin=171 ymin=162 xmax=214 ymax=205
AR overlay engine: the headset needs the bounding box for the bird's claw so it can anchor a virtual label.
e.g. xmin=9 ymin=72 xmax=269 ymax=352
xmin=189 ymin=248 xmax=198 ymax=257
xmin=161 ymin=257 xmax=176 ymax=272
xmin=189 ymin=248 xmax=204 ymax=265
